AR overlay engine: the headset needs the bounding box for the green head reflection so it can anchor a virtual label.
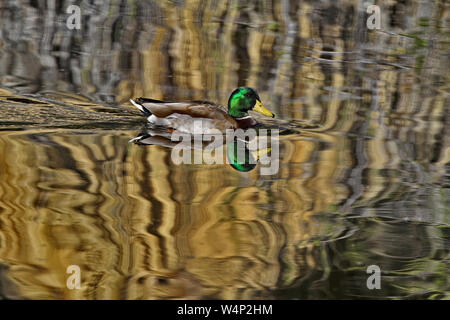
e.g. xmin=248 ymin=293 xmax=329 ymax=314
xmin=226 ymin=139 xmax=271 ymax=172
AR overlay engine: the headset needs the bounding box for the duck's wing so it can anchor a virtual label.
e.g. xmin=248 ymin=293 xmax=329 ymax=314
xmin=131 ymin=98 xmax=234 ymax=122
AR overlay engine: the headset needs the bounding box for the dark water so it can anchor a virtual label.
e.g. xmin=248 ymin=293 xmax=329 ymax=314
xmin=0 ymin=1 xmax=449 ymax=299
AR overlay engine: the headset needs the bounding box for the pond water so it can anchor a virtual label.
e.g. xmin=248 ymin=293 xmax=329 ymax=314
xmin=0 ymin=1 xmax=448 ymax=299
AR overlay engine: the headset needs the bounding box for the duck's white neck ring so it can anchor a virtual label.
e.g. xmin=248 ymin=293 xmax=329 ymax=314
xmin=235 ymin=116 xmax=252 ymax=120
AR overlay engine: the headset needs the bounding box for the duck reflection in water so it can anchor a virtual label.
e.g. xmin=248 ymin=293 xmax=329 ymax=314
xmin=130 ymin=124 xmax=284 ymax=174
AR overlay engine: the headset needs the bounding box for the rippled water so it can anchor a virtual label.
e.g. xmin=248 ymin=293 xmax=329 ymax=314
xmin=0 ymin=1 xmax=449 ymax=299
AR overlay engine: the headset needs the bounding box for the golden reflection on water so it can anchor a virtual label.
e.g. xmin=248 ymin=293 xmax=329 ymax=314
xmin=0 ymin=0 xmax=449 ymax=299
xmin=0 ymin=125 xmax=448 ymax=299
xmin=0 ymin=129 xmax=342 ymax=299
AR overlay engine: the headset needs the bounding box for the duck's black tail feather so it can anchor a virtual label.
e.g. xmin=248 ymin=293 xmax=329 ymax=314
xmin=135 ymin=97 xmax=165 ymax=104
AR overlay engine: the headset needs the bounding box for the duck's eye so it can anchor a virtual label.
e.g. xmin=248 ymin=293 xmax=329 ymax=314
xmin=244 ymin=93 xmax=251 ymax=98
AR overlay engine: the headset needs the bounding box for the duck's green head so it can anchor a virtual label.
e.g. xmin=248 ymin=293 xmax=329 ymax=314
xmin=227 ymin=87 xmax=275 ymax=119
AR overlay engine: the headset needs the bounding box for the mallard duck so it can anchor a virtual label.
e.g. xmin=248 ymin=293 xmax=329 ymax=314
xmin=130 ymin=87 xmax=275 ymax=134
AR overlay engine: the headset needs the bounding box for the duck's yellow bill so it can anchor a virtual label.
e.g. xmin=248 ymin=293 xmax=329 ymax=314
xmin=253 ymin=100 xmax=275 ymax=118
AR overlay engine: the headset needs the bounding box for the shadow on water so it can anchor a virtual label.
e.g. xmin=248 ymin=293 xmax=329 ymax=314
xmin=0 ymin=0 xmax=448 ymax=299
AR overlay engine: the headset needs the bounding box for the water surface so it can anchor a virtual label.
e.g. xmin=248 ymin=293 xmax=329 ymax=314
xmin=0 ymin=0 xmax=448 ymax=299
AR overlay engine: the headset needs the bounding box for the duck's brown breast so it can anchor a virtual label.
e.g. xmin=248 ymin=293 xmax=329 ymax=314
xmin=235 ymin=117 xmax=257 ymax=129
